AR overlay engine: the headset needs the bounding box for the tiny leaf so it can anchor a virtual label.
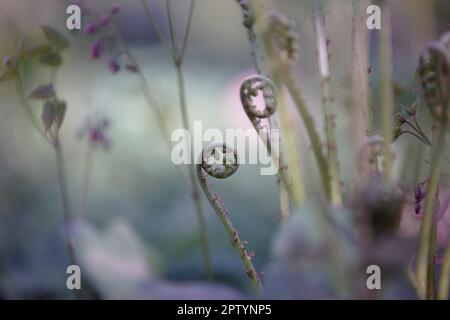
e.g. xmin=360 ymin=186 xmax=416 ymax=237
xmin=28 ymin=83 xmax=55 ymax=99
xmin=54 ymin=99 xmax=67 ymax=129
xmin=40 ymin=25 xmax=69 ymax=50
xmin=37 ymin=50 xmax=62 ymax=67
xmin=23 ymin=44 xmax=53 ymax=59
xmin=41 ymin=100 xmax=56 ymax=132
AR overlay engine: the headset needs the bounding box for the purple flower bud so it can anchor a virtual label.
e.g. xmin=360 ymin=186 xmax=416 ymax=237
xmin=83 ymin=22 xmax=98 ymax=34
xmin=414 ymin=184 xmax=426 ymax=202
xmin=3 ymin=55 xmax=16 ymax=68
xmin=3 ymin=56 xmax=11 ymax=66
xmin=109 ymin=59 xmax=120 ymax=74
xmin=415 ymin=202 xmax=421 ymax=215
xmin=90 ymin=40 xmax=103 ymax=59
xmin=111 ymin=4 xmax=121 ymax=15
xmin=125 ymin=63 xmax=139 ymax=73
xmin=100 ymin=15 xmax=111 ymax=27
xmin=415 ymin=186 xmax=422 ymax=201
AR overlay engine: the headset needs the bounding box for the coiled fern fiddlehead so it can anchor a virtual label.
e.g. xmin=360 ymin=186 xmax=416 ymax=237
xmin=245 ymin=4 xmax=331 ymax=202
xmin=236 ymin=1 xmax=303 ymax=213
xmin=196 ymin=143 xmax=263 ymax=293
xmin=240 ymin=74 xmax=302 ymax=213
xmin=416 ymin=32 xmax=450 ymax=300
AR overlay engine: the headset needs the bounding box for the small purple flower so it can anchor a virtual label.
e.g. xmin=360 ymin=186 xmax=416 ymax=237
xmin=78 ymin=116 xmax=111 ymax=150
xmin=83 ymin=22 xmax=98 ymax=34
xmin=90 ymin=39 xmax=103 ymax=59
xmin=109 ymin=59 xmax=120 ymax=74
xmin=111 ymin=4 xmax=121 ymax=15
xmin=125 ymin=63 xmax=139 ymax=73
xmin=100 ymin=15 xmax=111 ymax=27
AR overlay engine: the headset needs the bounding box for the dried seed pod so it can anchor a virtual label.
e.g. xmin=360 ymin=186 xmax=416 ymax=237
xmin=418 ymin=38 xmax=450 ymax=124
xmin=266 ymin=11 xmax=299 ymax=61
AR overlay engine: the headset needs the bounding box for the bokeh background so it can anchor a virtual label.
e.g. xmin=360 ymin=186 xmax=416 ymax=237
xmin=0 ymin=0 xmax=449 ymax=299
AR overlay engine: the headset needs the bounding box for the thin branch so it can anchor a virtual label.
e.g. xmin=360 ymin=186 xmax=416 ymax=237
xmin=178 ymin=0 xmax=196 ymax=63
xmin=141 ymin=0 xmax=174 ymax=59
xmin=165 ymin=0 xmax=179 ymax=59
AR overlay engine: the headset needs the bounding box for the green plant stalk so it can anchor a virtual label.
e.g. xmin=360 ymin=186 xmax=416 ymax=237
xmin=378 ymin=0 xmax=394 ymax=188
xmin=438 ymin=239 xmax=450 ymax=300
xmin=196 ymin=166 xmax=263 ymax=294
xmin=416 ymin=121 xmax=447 ymax=299
xmin=248 ymin=2 xmax=330 ymax=200
xmin=276 ymin=87 xmax=304 ymax=206
xmin=268 ymin=114 xmax=291 ymax=219
xmin=54 ymin=135 xmax=77 ymax=266
xmin=113 ymin=16 xmax=213 ymax=279
xmin=78 ymin=141 xmax=92 ymax=220
xmin=426 ymin=224 xmax=437 ymax=299
xmin=236 ymin=0 xmax=299 ymax=207
xmin=167 ymin=0 xmax=212 ymax=280
xmin=15 ymin=69 xmax=80 ymax=299
xmin=15 ymin=73 xmax=52 ymax=145
xmin=15 ymin=70 xmax=78 ymax=269
xmin=54 ymin=135 xmax=82 ymax=300
xmin=175 ymin=63 xmax=213 ymax=281
xmin=278 ymin=65 xmax=331 ymax=200
xmin=314 ymin=1 xmax=342 ymax=206
xmin=275 ymin=80 xmax=304 ymax=213
xmin=351 ymin=0 xmax=371 ymax=140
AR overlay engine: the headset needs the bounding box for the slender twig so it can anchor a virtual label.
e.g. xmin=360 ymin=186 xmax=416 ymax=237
xmin=403 ymin=120 xmax=431 ymax=144
xmin=175 ymin=62 xmax=213 ymax=280
xmin=53 ymin=133 xmax=77 ymax=266
xmin=138 ymin=1 xmax=213 ymax=280
xmin=397 ymin=130 xmax=431 ymax=145
xmin=14 ymin=63 xmax=80 ymax=299
xmin=78 ymin=142 xmax=92 ymax=220
xmin=179 ymin=0 xmax=196 ymax=63
xmin=141 ymin=0 xmax=173 ymax=59
xmin=165 ymin=0 xmax=179 ymax=58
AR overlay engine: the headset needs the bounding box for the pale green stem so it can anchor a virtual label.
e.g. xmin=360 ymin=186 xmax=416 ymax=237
xmin=280 ymin=65 xmax=331 ymax=199
xmin=378 ymin=0 xmax=394 ymax=188
xmin=78 ymin=142 xmax=92 ymax=221
xmin=314 ymin=1 xmax=342 ymax=206
xmin=196 ymin=165 xmax=263 ymax=294
xmin=176 ymin=64 xmax=213 ymax=281
xmin=238 ymin=0 xmax=301 ymax=206
xmin=15 ymin=69 xmax=79 ymax=287
xmin=417 ymin=122 xmax=447 ymax=299
xmin=438 ymin=239 xmax=450 ymax=300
